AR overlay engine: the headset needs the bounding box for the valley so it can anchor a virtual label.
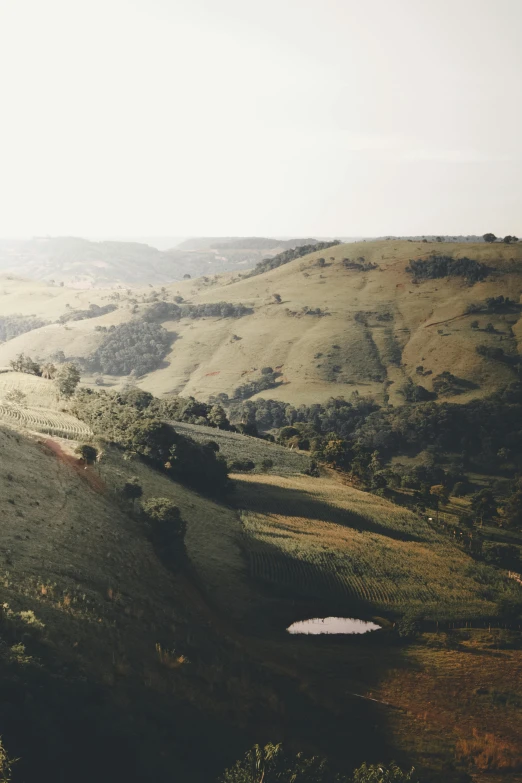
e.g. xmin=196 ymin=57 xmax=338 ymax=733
xmin=0 ymin=239 xmax=521 ymax=782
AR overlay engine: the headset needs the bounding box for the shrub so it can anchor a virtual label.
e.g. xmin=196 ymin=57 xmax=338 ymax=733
xmin=75 ymin=444 xmax=98 ymax=464
xmin=229 ymin=459 xmax=255 ymax=472
xmin=121 ymin=478 xmax=143 ymax=503
xmin=261 ymin=458 xmax=274 ymax=471
xmin=142 ymin=497 xmax=187 ymax=565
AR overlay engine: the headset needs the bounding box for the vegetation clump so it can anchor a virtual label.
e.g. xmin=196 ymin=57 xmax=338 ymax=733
xmin=406 ymin=255 xmax=489 ymax=283
xmin=219 ymin=743 xmax=419 ymax=783
xmin=72 ymin=388 xmax=229 ymax=495
xmin=0 ymin=314 xmax=47 ymax=342
xmin=58 ymin=303 xmax=117 ymax=323
xmin=88 ymin=321 xmax=172 ymax=375
xmin=247 ymin=240 xmax=341 ymax=277
xmin=143 ymin=300 xmax=253 ymax=322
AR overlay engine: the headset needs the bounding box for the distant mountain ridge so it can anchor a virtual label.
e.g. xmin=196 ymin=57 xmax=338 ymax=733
xmin=0 ymin=236 xmax=320 ymax=288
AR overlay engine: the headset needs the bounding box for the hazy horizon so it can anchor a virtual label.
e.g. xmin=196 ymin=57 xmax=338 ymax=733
xmin=0 ymin=0 xmax=520 ymax=238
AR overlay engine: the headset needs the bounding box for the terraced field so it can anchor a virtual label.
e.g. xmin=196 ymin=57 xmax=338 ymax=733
xmin=234 ymin=472 xmax=500 ymax=621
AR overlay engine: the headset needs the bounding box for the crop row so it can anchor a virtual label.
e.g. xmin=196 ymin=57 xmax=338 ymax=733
xmin=243 ymin=531 xmax=437 ymax=607
xmin=0 ymin=404 xmax=92 ymax=440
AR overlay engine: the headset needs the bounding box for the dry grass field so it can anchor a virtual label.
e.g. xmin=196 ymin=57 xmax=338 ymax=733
xmin=0 ymin=239 xmax=521 ymax=406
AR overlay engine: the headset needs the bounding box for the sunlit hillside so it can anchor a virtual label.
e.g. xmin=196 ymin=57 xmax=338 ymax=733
xmin=0 ymin=239 xmax=521 ymax=406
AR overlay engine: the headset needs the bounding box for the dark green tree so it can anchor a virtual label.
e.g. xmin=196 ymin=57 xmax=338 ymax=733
xmin=483 ymin=233 xmax=497 ymax=243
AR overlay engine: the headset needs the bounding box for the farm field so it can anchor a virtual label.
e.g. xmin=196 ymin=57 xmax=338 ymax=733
xmin=0 ymin=372 xmax=93 ymax=439
xmin=234 ymin=472 xmax=504 ymax=621
xmin=170 ymin=419 xmax=310 ymax=474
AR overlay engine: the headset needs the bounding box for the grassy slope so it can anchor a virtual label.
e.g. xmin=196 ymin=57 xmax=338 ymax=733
xmin=0 ymin=403 xmax=521 ymax=780
xmin=233 ymin=471 xmax=500 ymax=622
xmin=0 ymin=240 xmax=521 ymax=405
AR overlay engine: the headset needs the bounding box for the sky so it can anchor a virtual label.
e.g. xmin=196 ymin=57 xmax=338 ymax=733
xmin=0 ymin=0 xmax=520 ymax=238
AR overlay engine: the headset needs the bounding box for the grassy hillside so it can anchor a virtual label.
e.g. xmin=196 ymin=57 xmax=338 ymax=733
xmin=0 ymin=239 xmax=520 ymax=407
xmin=234 ymin=472 xmax=505 ymax=622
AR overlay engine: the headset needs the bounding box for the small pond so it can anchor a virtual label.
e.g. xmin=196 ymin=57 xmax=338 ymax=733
xmin=287 ymin=617 xmax=381 ymax=635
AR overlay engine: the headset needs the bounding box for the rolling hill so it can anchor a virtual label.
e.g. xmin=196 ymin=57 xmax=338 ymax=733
xmin=0 ymin=239 xmax=521 ymax=407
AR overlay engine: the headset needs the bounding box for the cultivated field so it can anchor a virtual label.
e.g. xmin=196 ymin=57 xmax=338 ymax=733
xmin=234 ymin=472 xmax=502 ymax=621
xmin=170 ymin=419 xmax=310 ymax=474
xmin=0 ymin=372 xmax=92 ymax=439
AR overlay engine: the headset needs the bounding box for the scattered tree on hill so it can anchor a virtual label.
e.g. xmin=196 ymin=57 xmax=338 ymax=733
xmin=273 ymin=293 xmax=282 ymax=304
xmin=9 ymin=353 xmax=41 ymax=376
xmin=55 ymin=362 xmax=81 ymax=398
xmin=121 ymin=477 xmax=143 ymax=505
xmin=483 ymin=233 xmax=497 ymax=243
xmin=503 ymin=235 xmax=518 ymax=244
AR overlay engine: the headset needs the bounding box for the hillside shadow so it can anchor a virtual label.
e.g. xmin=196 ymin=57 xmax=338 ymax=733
xmin=232 ymin=478 xmax=425 ymax=543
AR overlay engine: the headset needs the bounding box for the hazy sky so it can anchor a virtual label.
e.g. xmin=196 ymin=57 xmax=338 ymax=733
xmin=0 ymin=0 xmax=520 ymax=238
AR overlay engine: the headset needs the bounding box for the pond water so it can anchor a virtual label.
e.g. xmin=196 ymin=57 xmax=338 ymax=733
xmin=287 ymin=617 xmax=381 ymax=635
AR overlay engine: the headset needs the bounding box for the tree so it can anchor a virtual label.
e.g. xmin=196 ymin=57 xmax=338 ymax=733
xmin=183 ymin=273 xmax=191 ymax=279
xmin=503 ymin=478 xmax=522 ymax=529
xmin=470 ymin=320 xmax=479 ymax=329
xmin=55 ymin=363 xmax=81 ymax=398
xmin=471 ymin=488 xmax=497 ymax=524
xmin=75 ymin=444 xmax=98 ymax=465
xmin=503 ymin=235 xmax=518 ymax=244
xmin=142 ymin=497 xmax=187 ymax=563
xmin=122 ymin=477 xmax=143 ymax=504
xmin=273 ymin=293 xmax=282 ymax=304
xmin=41 ymin=362 xmax=57 ymax=379
xmin=207 ymin=404 xmax=229 ymax=429
xmin=483 ymin=233 xmax=497 ymax=243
